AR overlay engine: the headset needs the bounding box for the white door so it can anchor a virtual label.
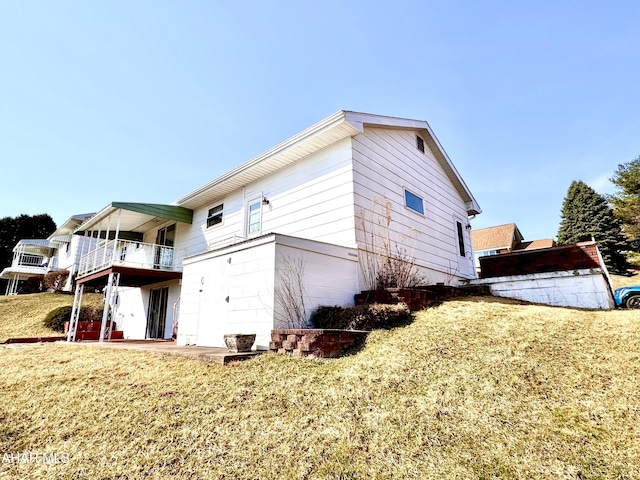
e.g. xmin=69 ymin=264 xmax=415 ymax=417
xmin=454 ymin=217 xmax=473 ymax=277
xmin=197 ymin=255 xmax=230 ymax=347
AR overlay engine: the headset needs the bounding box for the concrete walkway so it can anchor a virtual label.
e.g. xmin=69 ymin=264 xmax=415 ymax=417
xmin=66 ymin=339 xmax=265 ymax=365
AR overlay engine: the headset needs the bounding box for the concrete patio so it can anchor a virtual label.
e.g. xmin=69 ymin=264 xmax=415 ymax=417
xmin=65 ymin=339 xmax=265 ymax=365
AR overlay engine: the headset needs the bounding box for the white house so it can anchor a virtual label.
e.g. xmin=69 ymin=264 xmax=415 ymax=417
xmin=0 ymin=213 xmax=95 ymax=295
xmin=68 ymin=111 xmax=481 ymax=349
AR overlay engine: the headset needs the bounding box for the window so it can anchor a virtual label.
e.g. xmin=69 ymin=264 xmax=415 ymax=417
xmin=456 ymin=221 xmax=466 ymax=257
xmin=404 ymin=189 xmax=424 ymax=215
xmin=473 ymin=249 xmax=498 ymax=267
xmin=207 ymin=204 xmax=223 ymax=228
xmin=247 ymin=200 xmax=261 ymax=235
xmin=416 ymin=135 xmax=425 ymax=153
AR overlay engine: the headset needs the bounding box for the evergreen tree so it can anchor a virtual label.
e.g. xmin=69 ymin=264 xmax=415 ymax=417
xmin=557 ymin=180 xmax=628 ymax=274
xmin=610 ymin=155 xmax=640 ymax=249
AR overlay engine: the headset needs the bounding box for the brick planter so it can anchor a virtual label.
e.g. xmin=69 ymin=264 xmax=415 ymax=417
xmin=269 ymin=329 xmax=369 ymax=358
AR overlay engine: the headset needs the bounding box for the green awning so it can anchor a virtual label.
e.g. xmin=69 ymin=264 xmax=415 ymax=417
xmin=111 ymin=202 xmax=193 ymax=224
xmin=75 ymin=202 xmax=193 ymax=234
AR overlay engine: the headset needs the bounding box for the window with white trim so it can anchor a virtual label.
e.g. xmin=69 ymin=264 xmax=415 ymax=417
xmin=416 ymin=135 xmax=425 ymax=153
xmin=404 ymin=189 xmax=424 ymax=215
xmin=247 ymin=200 xmax=262 ymax=236
xmin=207 ymin=204 xmax=223 ymax=228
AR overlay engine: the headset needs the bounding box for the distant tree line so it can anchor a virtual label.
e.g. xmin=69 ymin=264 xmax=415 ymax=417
xmin=558 ymin=156 xmax=640 ymax=274
xmin=0 ymin=214 xmax=57 ymax=292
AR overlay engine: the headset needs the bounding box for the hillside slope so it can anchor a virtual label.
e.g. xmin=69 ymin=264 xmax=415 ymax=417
xmin=0 ymin=292 xmax=104 ymax=342
xmin=0 ymin=296 xmax=638 ymax=479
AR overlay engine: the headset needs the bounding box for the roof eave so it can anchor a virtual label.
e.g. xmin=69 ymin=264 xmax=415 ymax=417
xmin=174 ymin=110 xmax=480 ymax=216
xmin=175 ymin=110 xmax=363 ymax=209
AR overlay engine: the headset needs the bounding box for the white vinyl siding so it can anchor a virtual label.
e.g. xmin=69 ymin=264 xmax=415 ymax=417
xmin=179 ymin=234 xmax=359 ymax=349
xmin=175 ymin=137 xmax=358 ymax=262
xmin=352 ymin=127 xmax=475 ymax=281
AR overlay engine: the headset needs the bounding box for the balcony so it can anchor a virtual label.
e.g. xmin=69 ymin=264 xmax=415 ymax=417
xmin=14 ymin=253 xmax=59 ymax=269
xmin=77 ymin=239 xmax=178 ymax=278
xmin=72 ymin=202 xmax=193 ymax=288
xmin=0 ymin=240 xmax=59 ymax=295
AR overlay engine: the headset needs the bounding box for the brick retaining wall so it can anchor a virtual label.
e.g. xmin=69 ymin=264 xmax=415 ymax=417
xmin=479 ymin=241 xmax=601 ymax=279
xmin=269 ymin=329 xmax=369 ymax=358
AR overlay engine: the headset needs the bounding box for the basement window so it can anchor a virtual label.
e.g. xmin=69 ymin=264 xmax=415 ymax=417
xmin=416 ymin=135 xmax=425 ymax=153
xmin=207 ymin=204 xmax=223 ymax=228
xmin=404 ymin=189 xmax=425 ymax=215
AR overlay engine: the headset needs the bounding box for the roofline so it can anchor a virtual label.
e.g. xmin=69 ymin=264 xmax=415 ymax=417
xmin=49 ymin=213 xmax=96 ymax=238
xmin=342 ymin=111 xmax=481 ymax=215
xmin=176 ymin=110 xmax=356 ymax=206
xmin=175 ymin=110 xmax=481 ymax=216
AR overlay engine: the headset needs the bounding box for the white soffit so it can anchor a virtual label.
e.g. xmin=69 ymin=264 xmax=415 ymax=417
xmin=176 ymin=111 xmax=363 ymax=209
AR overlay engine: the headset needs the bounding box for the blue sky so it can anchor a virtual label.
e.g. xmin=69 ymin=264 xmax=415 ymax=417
xmin=1 ymin=1 xmax=638 ymax=241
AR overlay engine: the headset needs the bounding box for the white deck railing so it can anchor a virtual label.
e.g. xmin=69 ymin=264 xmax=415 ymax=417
xmin=15 ymin=254 xmax=47 ymax=267
xmin=77 ymin=239 xmax=178 ymax=278
xmin=12 ymin=254 xmax=58 ymax=270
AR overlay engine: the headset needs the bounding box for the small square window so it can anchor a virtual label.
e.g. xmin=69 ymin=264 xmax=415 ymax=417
xmin=207 ymin=204 xmax=223 ymax=228
xmin=404 ymin=189 xmax=424 ymax=215
xmin=416 ymin=135 xmax=425 ymax=153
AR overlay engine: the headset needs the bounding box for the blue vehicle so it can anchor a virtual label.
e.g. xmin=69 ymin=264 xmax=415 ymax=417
xmin=614 ymin=286 xmax=640 ymax=309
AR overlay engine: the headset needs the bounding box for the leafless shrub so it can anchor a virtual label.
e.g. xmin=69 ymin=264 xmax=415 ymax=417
xmin=274 ymin=254 xmax=309 ymax=328
xmin=43 ymin=270 xmax=70 ymax=292
xmin=358 ymin=197 xmax=425 ymax=290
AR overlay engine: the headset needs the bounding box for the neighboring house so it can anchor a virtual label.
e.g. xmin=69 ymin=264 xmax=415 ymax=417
xmin=0 ymin=213 xmax=95 ymax=295
xmin=471 ymin=223 xmax=555 ymax=270
xmin=471 ymin=241 xmax=615 ymax=309
xmin=67 ymin=110 xmax=481 ymax=349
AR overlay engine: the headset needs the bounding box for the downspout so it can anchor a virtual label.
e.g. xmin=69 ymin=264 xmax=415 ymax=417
xmin=172 ymin=296 xmax=180 ymax=341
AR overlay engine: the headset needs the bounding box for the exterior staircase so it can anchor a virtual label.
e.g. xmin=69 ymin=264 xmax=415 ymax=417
xmin=67 ymin=321 xmax=124 ymax=341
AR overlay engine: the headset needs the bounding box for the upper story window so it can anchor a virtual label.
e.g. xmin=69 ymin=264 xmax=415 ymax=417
xmin=404 ymin=189 xmax=424 ymax=215
xmin=207 ymin=204 xmax=223 ymax=228
xmin=247 ymin=200 xmax=262 ymax=236
xmin=416 ymin=135 xmax=425 ymax=153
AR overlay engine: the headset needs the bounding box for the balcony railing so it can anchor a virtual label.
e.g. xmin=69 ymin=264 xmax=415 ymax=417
xmin=77 ymin=239 xmax=178 ymax=278
xmin=11 ymin=254 xmax=58 ymax=270
xmin=14 ymin=254 xmax=47 ymax=267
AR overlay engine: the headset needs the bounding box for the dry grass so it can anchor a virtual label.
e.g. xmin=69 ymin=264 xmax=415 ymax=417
xmin=611 ymin=270 xmax=640 ymax=290
xmin=0 ymin=293 xmax=104 ymax=342
xmin=0 ymin=296 xmax=639 ymax=478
